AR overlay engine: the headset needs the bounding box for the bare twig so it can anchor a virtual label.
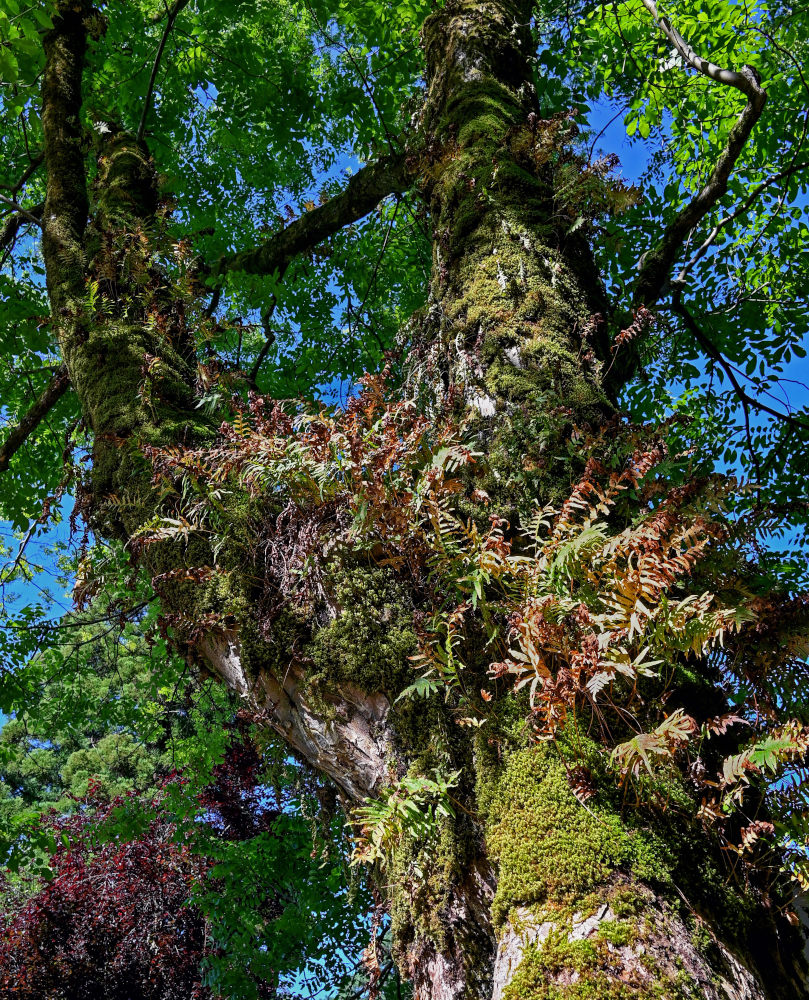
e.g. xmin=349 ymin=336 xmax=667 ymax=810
xmin=136 ymin=0 xmax=192 ymax=143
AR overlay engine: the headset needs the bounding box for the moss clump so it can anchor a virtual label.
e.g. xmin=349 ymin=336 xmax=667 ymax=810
xmin=499 ymin=902 xmax=703 ymax=1000
xmin=597 ymin=919 xmax=635 ymax=948
xmin=486 ymin=747 xmax=631 ymax=927
xmin=308 ymin=563 xmax=417 ymax=695
xmin=501 ymin=939 xmax=700 ymax=1000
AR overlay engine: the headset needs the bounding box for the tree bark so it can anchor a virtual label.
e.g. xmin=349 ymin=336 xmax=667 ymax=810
xmin=36 ymin=2 xmax=808 ymax=999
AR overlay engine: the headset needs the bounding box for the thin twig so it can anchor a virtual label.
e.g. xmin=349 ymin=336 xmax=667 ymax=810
xmin=675 ymin=160 xmax=809 ymax=285
xmin=670 ymin=294 xmax=809 ymax=434
xmin=136 ymin=0 xmax=192 ymax=143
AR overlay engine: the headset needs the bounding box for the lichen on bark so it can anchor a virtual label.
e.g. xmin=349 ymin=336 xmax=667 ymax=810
xmin=411 ymin=0 xmax=611 ymax=520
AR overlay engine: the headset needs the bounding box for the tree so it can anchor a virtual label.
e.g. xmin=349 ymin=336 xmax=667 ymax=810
xmin=1 ymin=0 xmax=809 ymax=997
xmin=0 ymin=579 xmax=391 ymax=999
xmin=0 ymin=733 xmax=290 ymax=1000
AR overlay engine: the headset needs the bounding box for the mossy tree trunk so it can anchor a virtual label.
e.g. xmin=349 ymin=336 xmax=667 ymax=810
xmin=38 ymin=2 xmax=806 ymax=999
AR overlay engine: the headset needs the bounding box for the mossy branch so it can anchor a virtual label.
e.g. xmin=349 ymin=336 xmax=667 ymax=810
xmin=0 ymin=365 xmax=71 ymax=473
xmin=41 ymin=0 xmax=91 ymax=315
xmin=214 ymin=153 xmax=411 ymax=278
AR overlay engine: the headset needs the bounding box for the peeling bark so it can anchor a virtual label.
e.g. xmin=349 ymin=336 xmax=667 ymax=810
xmin=200 ymin=631 xmax=392 ymax=801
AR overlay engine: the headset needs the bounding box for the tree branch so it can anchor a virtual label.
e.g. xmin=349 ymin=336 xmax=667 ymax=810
xmin=675 ymin=159 xmax=809 ymax=285
xmin=0 ymin=201 xmax=43 ymax=256
xmin=215 ymin=153 xmax=411 ymax=278
xmin=136 ymin=0 xmax=192 ymax=143
xmin=670 ymin=294 xmax=809 ymax=434
xmin=0 ymin=152 xmax=44 ymax=197
xmin=633 ymin=1 xmax=767 ymax=306
xmin=247 ymin=299 xmax=278 ymax=388
xmin=0 ymin=193 xmax=43 ymax=230
xmin=640 ymin=0 xmax=764 ymax=99
xmin=0 ymin=365 xmax=71 ymax=473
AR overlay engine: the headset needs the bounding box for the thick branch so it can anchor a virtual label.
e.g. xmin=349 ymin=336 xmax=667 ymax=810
xmin=0 ymin=365 xmax=70 ymax=472
xmin=640 ymin=0 xmax=764 ymax=99
xmin=216 ymin=153 xmax=410 ymax=277
xmin=41 ymin=1 xmax=91 ymax=314
xmin=633 ymin=3 xmax=767 ymax=306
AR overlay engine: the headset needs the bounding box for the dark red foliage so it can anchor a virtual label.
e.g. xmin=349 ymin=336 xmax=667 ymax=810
xmin=0 ymin=816 xmax=214 ymax=999
xmin=0 ymin=733 xmax=279 ymax=1000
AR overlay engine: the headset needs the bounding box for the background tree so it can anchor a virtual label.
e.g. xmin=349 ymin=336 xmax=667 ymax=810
xmin=0 ymin=571 xmax=396 ymax=998
xmin=1 ymin=0 xmax=809 ymax=997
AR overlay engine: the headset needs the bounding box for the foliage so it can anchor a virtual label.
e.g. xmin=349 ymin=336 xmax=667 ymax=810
xmin=0 ymin=561 xmax=382 ymax=999
xmin=2 ymin=0 xmax=809 ymax=991
xmin=350 ymin=768 xmax=460 ymax=868
xmin=0 ymin=743 xmax=278 ymax=1000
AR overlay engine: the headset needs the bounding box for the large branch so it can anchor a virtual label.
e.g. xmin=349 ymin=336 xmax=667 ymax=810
xmin=0 ymin=365 xmax=70 ymax=472
xmin=633 ymin=1 xmax=767 ymax=306
xmin=41 ymin=1 xmax=91 ymax=316
xmin=215 ymin=153 xmax=411 ymax=278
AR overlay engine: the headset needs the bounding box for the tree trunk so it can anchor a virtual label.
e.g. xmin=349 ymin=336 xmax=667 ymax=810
xmin=38 ymin=2 xmax=807 ymax=998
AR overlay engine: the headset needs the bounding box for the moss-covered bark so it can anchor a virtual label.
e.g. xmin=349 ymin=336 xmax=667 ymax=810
xmin=42 ymin=6 xmax=209 ymax=540
xmin=411 ymin=0 xmax=611 ymax=519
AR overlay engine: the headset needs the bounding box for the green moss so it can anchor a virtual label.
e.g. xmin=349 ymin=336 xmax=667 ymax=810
xmin=597 ymin=919 xmax=635 ymax=947
xmin=500 ymin=914 xmax=702 ymax=1000
xmin=502 ymin=947 xmax=698 ymax=1000
xmin=486 ymin=747 xmax=631 ymax=927
xmin=308 ymin=563 xmax=417 ymax=695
